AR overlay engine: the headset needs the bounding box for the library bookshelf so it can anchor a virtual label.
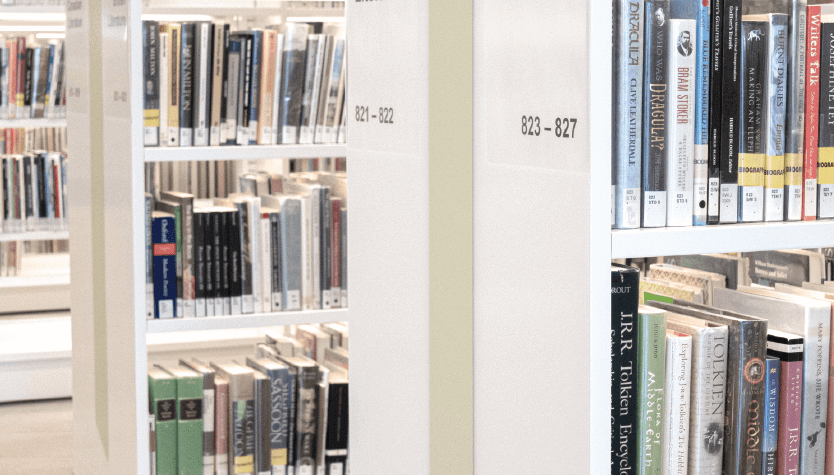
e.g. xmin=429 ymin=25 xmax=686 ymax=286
xmin=68 ymin=0 xmax=444 ymax=474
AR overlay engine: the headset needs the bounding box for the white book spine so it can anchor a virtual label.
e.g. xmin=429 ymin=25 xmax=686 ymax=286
xmin=261 ymin=212 xmax=272 ymax=313
xmin=194 ymin=23 xmax=210 ymax=147
xmin=800 ymin=311 xmax=829 ymax=475
xmin=666 ymin=19 xmax=696 ymax=227
xmin=205 ymin=295 xmax=215 ymax=317
xmin=311 ymin=189 xmax=321 ymax=309
xmin=301 ymin=196 xmax=313 ymax=310
xmin=159 ymin=33 xmax=169 ymax=148
xmin=662 ymin=331 xmax=692 ymax=475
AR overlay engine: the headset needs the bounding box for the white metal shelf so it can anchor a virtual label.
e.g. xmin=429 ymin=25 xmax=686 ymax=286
xmin=611 ymin=220 xmax=834 ymax=258
xmin=0 ymin=5 xmax=65 ymax=14
xmin=0 ymin=230 xmax=68 ymax=241
xmin=0 ymin=118 xmax=66 ymax=128
xmin=142 ymin=3 xmax=344 ymax=18
xmin=144 ymin=143 xmax=347 ymax=162
xmin=146 ymin=308 xmax=348 ymax=333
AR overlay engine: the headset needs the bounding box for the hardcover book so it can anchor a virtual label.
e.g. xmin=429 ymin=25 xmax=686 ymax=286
xmin=179 ymin=359 xmax=216 ymax=475
xmin=719 ymin=0 xmax=743 ymax=223
xmin=277 ymin=23 xmax=311 ymax=145
xmin=738 ymin=17 xmax=768 ymax=222
xmin=762 ymin=14 xmax=789 ymax=222
xmin=661 ymin=329 xmax=692 ymax=475
xmin=143 ymin=20 xmax=160 ymax=146
xmin=149 ymin=368 xmax=177 ymax=475
xmin=159 ymin=365 xmax=204 ymax=475
xmin=803 ymin=4 xmax=824 ymax=219
xmin=766 ymin=329 xmax=803 ymax=475
xmin=762 ymin=356 xmax=780 ymax=475
xmin=664 ymin=253 xmax=751 ymax=289
xmin=179 ymin=22 xmax=195 ymax=147
xmin=742 ymin=249 xmax=826 ymax=286
xmin=785 ymin=0 xmax=807 ymax=221
xmin=210 ymin=362 xmax=255 ymax=475
xmin=152 ymin=210 xmax=176 ymax=319
xmin=818 ymin=17 xmax=834 ymax=217
xmin=636 ymin=305 xmax=667 ymax=475
xmin=708 ymin=0 xmax=724 ymax=223
xmin=246 ymin=357 xmax=292 ymax=475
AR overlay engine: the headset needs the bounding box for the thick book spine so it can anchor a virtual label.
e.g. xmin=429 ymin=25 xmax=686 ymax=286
xmin=258 ymin=30 xmax=277 ymax=145
xmin=255 ymin=373 xmax=271 ymax=475
xmin=719 ymin=0 xmax=742 ymax=223
xmin=296 ymin=365 xmax=319 ymax=474
xmin=298 ymin=35 xmax=320 ymax=145
xmin=156 ymin=201 xmax=183 ymax=317
xmin=763 ymin=15 xmax=789 ymax=222
xmin=225 ymin=37 xmax=241 ymax=146
xmin=210 ymin=22 xmax=225 ymax=146
xmin=637 ymin=308 xmax=666 ymax=475
xmin=738 ymin=19 xmax=767 ymax=223
xmin=279 ymin=24 xmax=310 ymax=145
xmin=173 ymin=370 xmax=204 ymax=475
xmin=192 ymin=22 xmax=211 ymax=147
xmin=818 ymin=21 xmax=834 ymax=218
xmin=231 ymin=398 xmax=255 ymax=475
xmin=693 ymin=0 xmax=711 ymax=225
xmin=161 ymin=192 xmax=195 ymax=318
xmin=145 ymin=194 xmax=153 ymax=319
xmin=803 ymin=5 xmax=822 ymax=220
xmin=15 ymin=37 xmax=24 ymax=112
xmin=149 ymin=371 xmax=177 ymax=475
xmin=238 ymin=34 xmax=252 ymax=145
xmin=772 ymin=342 xmax=803 ymax=475
xmin=271 ymin=33 xmax=285 ymax=145
xmin=801 ymin=313 xmax=830 ymax=475
xmin=158 ymin=32 xmax=169 ymax=147
xmin=762 ymin=357 xmax=779 ymax=475
xmin=324 ymin=380 xmax=348 ymax=475
xmin=237 ymin=201 xmax=254 ymax=314
xmin=666 ymin=14 xmax=696 ymax=227
xmin=152 ymin=213 xmax=177 ymax=319
xmin=143 ymin=20 xmax=160 ymax=146
xmin=227 ymin=209 xmax=242 ymax=315
xmin=611 ymin=266 xmax=640 ymax=475
xmin=179 ymin=23 xmax=195 ymax=147
xmin=282 ymin=198 xmax=302 ymax=311
xmin=641 ymin=0 xmax=670 ymax=227
xmin=661 ymin=331 xmax=692 ymax=475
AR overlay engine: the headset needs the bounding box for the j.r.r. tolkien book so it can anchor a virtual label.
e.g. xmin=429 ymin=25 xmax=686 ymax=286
xmin=804 ymin=4 xmax=825 ymax=219
xmin=178 ymin=359 xmax=215 ymax=475
xmin=665 ymin=315 xmax=728 ymax=475
xmin=762 ymin=13 xmax=788 ymax=222
xmin=143 ymin=20 xmax=160 ymax=147
xmin=149 ymin=367 xmax=177 ymax=475
xmin=693 ymin=0 xmax=711 ymax=225
xmin=661 ymin=329 xmax=692 ymax=475
xmin=642 ymin=0 xmax=670 ymax=227
xmin=210 ymin=362 xmax=255 ymax=475
xmin=152 ymin=210 xmax=176 ymax=319
xmin=742 ymin=249 xmax=826 ymax=286
xmin=715 ymin=287 xmax=830 ymax=475
xmin=278 ymin=22 xmax=311 ymax=144
xmin=762 ymin=356 xmax=779 ymax=475
xmin=786 ymin=0 xmax=808 ymax=221
xmin=666 ymin=0 xmax=697 ymax=227
xmin=766 ymin=329 xmax=803 ymax=475
xmin=663 ymin=253 xmax=751 ymax=289
xmin=646 ymin=299 xmax=768 ymax=475
xmin=636 ymin=305 xmax=667 ymax=475
xmin=246 ymin=357 xmax=291 ymax=475
xmin=179 ymin=22 xmax=195 ymax=147
xmin=159 ymin=365 xmax=204 ymax=475
xmin=719 ymin=0 xmax=743 ymax=223
xmin=817 ymin=18 xmax=834 ymax=218
xmin=737 ymin=17 xmax=767 ymax=222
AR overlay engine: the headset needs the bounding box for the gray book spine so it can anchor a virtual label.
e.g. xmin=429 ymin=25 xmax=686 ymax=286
xmin=613 ymin=0 xmax=644 ymax=229
xmin=785 ymin=0 xmax=807 ymax=221
xmin=763 ymin=14 xmax=789 ymax=222
xmin=192 ymin=21 xmax=211 ymax=147
xmin=281 ymin=198 xmax=302 ymax=311
xmin=224 ymin=37 xmax=241 ymax=146
xmin=298 ymin=35 xmax=319 ymax=144
xmin=271 ymin=211 xmax=283 ymax=312
xmin=255 ymin=373 xmax=271 ymax=475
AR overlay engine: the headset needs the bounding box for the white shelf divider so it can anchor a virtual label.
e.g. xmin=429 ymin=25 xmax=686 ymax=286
xmin=611 ymin=220 xmax=834 ymax=258
xmin=0 ymin=230 xmax=68 ymax=242
xmin=0 ymin=118 xmax=67 ymax=128
xmin=146 ymin=308 xmax=348 ymax=333
xmin=144 ymin=144 xmax=347 ymax=162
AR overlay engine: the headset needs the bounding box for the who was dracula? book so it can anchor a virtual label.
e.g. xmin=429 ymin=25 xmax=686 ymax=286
xmin=611 ymin=264 xmax=640 ymax=475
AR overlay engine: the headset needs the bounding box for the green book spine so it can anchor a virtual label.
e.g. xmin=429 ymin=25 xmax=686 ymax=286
xmin=636 ymin=307 xmax=667 ymax=475
xmin=149 ymin=371 xmax=178 ymax=475
xmin=176 ymin=371 xmax=204 ymax=475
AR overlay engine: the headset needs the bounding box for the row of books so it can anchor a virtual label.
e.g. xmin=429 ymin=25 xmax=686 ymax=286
xmin=611 ymin=0 xmax=825 ymax=228
xmin=0 ymin=38 xmax=65 ymax=120
xmin=142 ymin=20 xmax=346 ymax=148
xmin=0 ymin=150 xmax=67 ymax=233
xmin=2 ymin=126 xmax=66 ymax=155
xmin=0 ymin=241 xmax=22 ymax=276
xmin=147 ymin=171 xmax=347 ymax=319
xmin=148 ymin=324 xmax=349 ymax=475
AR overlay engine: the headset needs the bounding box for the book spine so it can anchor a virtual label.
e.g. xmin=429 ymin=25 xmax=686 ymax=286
xmin=818 ymin=22 xmax=834 ymax=218
xmin=256 ymin=376 xmax=271 ymax=475
xmin=340 ymin=209 xmax=347 ymax=307
xmin=258 ymin=30 xmax=276 ymax=145
xmin=219 ymin=25 xmax=230 ymax=145
xmin=7 ymin=40 xmax=15 ymax=119
xmin=776 ymin=358 xmax=802 ymax=475
xmin=296 ymin=365 xmax=319 ymax=474
xmin=324 ymin=381 xmax=348 ymax=475
xmin=763 ymin=15 xmax=788 ymax=222
xmin=693 ymin=0 xmax=710 ymax=225
xmin=270 ymin=211 xmax=283 ymax=312
xmin=804 ymin=5 xmax=822 ymax=220
xmin=231 ymin=398 xmax=255 ymax=475
xmin=311 ymin=191 xmax=321 ymax=309
xmin=248 ymin=31 xmax=262 ymax=145
xmin=641 ymin=0 xmax=670 ymax=227
xmin=145 ymin=194 xmax=153 ymax=319
xmin=176 ymin=374 xmax=204 ymax=475
xmin=762 ymin=357 xmax=779 ymax=475
xmin=194 ymin=211 xmax=206 ymax=318
xmin=168 ymin=25 xmax=181 ymax=146
xmin=321 ymin=188 xmax=332 ymax=309
xmin=149 ymin=375 xmax=177 ymax=475
xmin=203 ymin=212 xmax=215 ymax=317
xmin=193 ymin=22 xmax=211 ymax=147
xmin=299 ymin=36 xmax=319 ymax=145
xmin=181 ymin=196 xmax=195 ymax=317
xmin=261 ymin=211 xmax=272 ymax=313
xmin=215 ymin=379 xmax=228 ymax=475
xmin=180 ymin=23 xmax=195 ymax=147
xmin=228 ymin=209 xmax=242 ymax=315
xmin=25 ymin=47 xmax=34 ymax=118
xmin=218 ymin=209 xmax=229 ymax=316
xmin=611 ymin=267 xmax=639 ymax=475
xmin=249 ymin=199 xmax=262 ymax=313
xmin=285 ymin=367 xmax=298 ymax=473
xmin=44 ymin=44 xmax=54 ymax=118
xmin=784 ymin=0 xmax=806 ymax=221
xmin=280 ymin=25 xmax=308 ymax=145
xmin=238 ymin=35 xmax=252 ymax=145
xmin=637 ymin=309 xmax=666 ymax=475
xmin=331 ymin=199 xmax=341 ymax=308
xmin=666 ymin=18 xmax=696 ymax=227
xmin=36 ymin=154 xmax=46 ymax=223
xmin=152 ymin=214 xmax=176 ymax=319
xmin=225 ymin=37 xmax=240 ymax=146
xmin=17 ymin=38 xmax=25 ymax=113
xmin=171 ymin=204 xmax=184 ymax=317
xmin=661 ymin=331 xmax=692 ymax=475
xmin=143 ymin=21 xmax=160 ymax=146
xmin=738 ymin=20 xmax=767 ymax=223
xmin=158 ymin=32 xmax=169 ymax=147
xmin=239 ymin=201 xmax=254 ymax=314
xmin=210 ymin=23 xmax=224 ymax=146
xmin=800 ymin=312 xmax=830 ymax=475
xmin=213 ymin=210 xmax=224 ymax=315
xmin=271 ymin=367 xmax=290 ymax=473
xmin=719 ymin=0 xmax=741 ymax=223
xmin=272 ymin=33 xmax=284 ymax=145
xmin=282 ymin=199 xmax=302 ymax=311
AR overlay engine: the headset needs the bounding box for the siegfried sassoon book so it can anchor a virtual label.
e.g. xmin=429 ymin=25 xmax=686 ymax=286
xmin=642 ymin=0 xmax=670 ymax=228
xmin=611 ymin=265 xmax=640 ymax=475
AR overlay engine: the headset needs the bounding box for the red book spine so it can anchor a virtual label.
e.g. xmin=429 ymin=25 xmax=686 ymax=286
xmin=6 ymin=40 xmax=15 ymax=118
xmin=53 ymin=163 xmax=60 ymax=218
xmin=331 ymin=198 xmax=341 ymax=290
xmin=777 ymin=359 xmax=803 ymax=475
xmin=15 ymin=37 xmax=24 ymax=109
xmin=215 ymin=379 xmax=228 ymax=469
xmin=804 ymin=6 xmax=822 ymax=220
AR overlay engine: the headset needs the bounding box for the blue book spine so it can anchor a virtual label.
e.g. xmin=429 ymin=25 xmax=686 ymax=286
xmin=153 ymin=213 xmax=177 ymax=319
xmin=29 ymin=47 xmax=39 ymax=119
xmin=693 ymin=0 xmax=710 ymax=225
xmin=248 ymin=31 xmax=262 ymax=145
xmin=44 ymin=44 xmax=54 ymax=114
xmin=612 ymin=0 xmax=644 ymax=229
xmin=762 ymin=357 xmax=780 ymax=475
xmin=641 ymin=0 xmax=670 ymax=227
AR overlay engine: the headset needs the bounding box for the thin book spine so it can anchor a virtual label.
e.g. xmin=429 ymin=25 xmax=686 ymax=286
xmin=817 ymin=20 xmax=834 ymax=217
xmin=737 ymin=19 xmax=767 ymax=223
xmin=803 ymin=5 xmax=821 ymax=220
xmin=661 ymin=330 xmax=692 ymax=475
xmin=762 ymin=357 xmax=779 ymax=475
xmin=179 ymin=23 xmax=195 ymax=147
xmin=641 ymin=0 xmax=670 ymax=227
xmin=209 ymin=22 xmax=225 ymax=146
xmin=143 ymin=21 xmax=160 ymax=146
xmin=719 ymin=0 xmax=742 ymax=223
xmin=763 ymin=15 xmax=788 ymax=222
xmin=767 ymin=331 xmax=802 ymax=475
xmin=694 ymin=0 xmax=710 ymax=225
xmin=636 ymin=307 xmax=666 ymax=475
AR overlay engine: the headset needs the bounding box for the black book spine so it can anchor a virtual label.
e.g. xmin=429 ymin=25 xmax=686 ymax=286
xmin=23 ymin=155 xmax=32 ymax=220
xmin=324 ymin=382 xmax=348 ymax=473
xmin=215 ymin=209 xmax=225 ymax=313
xmin=143 ymin=20 xmax=160 ymax=146
xmin=241 ymin=34 xmax=253 ymax=131
xmin=255 ymin=375 xmax=271 ymax=475
xmin=611 ymin=266 xmax=639 ymax=475
xmin=36 ymin=154 xmax=46 ymax=219
xmin=235 ymin=35 xmax=249 ymax=145
xmin=194 ymin=211 xmax=205 ymax=315
xmin=239 ymin=201 xmax=253 ymax=312
xmin=23 ymin=48 xmax=32 ymax=109
xmin=641 ymin=0 xmax=670 ymax=228
xmin=2 ymin=158 xmax=8 ymax=221
xmin=248 ymin=31 xmax=262 ymax=145
xmin=322 ymin=189 xmax=331 ymax=305
xmin=271 ymin=211 xmax=282 ymax=311
xmin=204 ymin=211 xmax=214 ymax=315
xmin=220 ymin=24 xmax=230 ymax=138
xmin=296 ymin=365 xmax=319 ymax=470
xmin=738 ymin=20 xmax=767 ymax=222
xmin=180 ymin=23 xmax=195 ymax=146
xmin=228 ymin=209 xmax=242 ymax=311
xmin=708 ymin=0 xmax=724 ymax=223
xmin=719 ymin=0 xmax=742 ymax=223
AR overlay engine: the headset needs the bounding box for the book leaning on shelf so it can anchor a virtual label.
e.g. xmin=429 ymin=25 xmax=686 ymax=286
xmin=149 ymin=324 xmax=349 ymax=475
xmin=143 ymin=20 xmax=346 ymax=148
xmin=146 ymin=167 xmax=347 ymax=319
